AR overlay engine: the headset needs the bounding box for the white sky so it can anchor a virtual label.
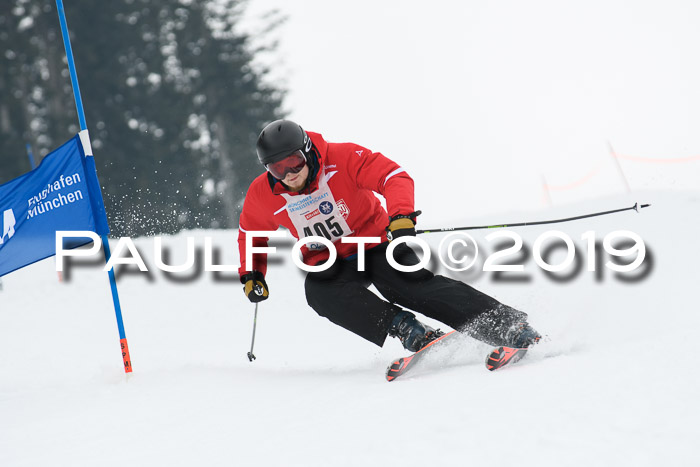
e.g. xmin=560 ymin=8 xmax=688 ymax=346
xmin=242 ymin=0 xmax=700 ymax=226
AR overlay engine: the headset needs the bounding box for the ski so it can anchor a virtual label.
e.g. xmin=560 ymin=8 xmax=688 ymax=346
xmin=386 ymin=330 xmax=458 ymax=382
xmin=485 ymin=346 xmax=528 ymax=371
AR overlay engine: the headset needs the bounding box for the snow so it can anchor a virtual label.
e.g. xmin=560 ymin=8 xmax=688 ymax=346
xmin=1 ymin=190 xmax=699 ymax=466
xmin=242 ymin=0 xmax=700 ymax=222
xmin=4 ymin=1 xmax=700 ymax=465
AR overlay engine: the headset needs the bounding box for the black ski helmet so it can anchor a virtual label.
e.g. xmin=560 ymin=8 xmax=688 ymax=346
xmin=256 ymin=119 xmax=312 ymax=166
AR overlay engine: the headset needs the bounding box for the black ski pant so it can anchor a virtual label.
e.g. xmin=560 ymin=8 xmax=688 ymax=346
xmin=304 ymin=242 xmax=528 ymax=347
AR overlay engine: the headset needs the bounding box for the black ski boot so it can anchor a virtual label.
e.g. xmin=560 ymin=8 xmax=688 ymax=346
xmin=507 ymin=322 xmax=542 ymax=349
xmin=388 ymin=311 xmax=444 ymax=352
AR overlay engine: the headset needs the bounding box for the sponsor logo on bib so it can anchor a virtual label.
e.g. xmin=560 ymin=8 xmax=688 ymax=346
xmin=336 ymin=199 xmax=350 ymax=219
xmin=319 ymin=201 xmax=334 ymax=215
xmin=304 ymin=209 xmax=321 ymax=220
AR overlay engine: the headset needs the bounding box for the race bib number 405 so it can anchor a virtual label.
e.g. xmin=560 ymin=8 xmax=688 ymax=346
xmin=281 ymin=175 xmax=353 ymax=249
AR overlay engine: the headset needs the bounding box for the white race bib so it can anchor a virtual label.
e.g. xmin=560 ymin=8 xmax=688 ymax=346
xmin=281 ymin=172 xmax=353 ymax=251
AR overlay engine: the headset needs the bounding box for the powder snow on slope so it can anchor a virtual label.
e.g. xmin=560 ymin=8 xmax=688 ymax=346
xmin=0 ymin=191 xmax=698 ymax=466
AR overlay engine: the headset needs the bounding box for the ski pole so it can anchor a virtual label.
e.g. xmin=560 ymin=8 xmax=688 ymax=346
xmin=247 ymin=303 xmax=258 ymax=362
xmin=417 ymin=202 xmax=650 ymax=234
xmin=246 ymin=285 xmax=264 ymax=362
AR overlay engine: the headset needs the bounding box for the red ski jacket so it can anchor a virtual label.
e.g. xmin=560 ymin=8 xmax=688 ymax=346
xmin=237 ymin=131 xmax=415 ymax=277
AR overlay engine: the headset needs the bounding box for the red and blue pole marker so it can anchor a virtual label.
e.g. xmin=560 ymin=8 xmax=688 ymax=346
xmin=55 ymin=0 xmax=132 ymax=373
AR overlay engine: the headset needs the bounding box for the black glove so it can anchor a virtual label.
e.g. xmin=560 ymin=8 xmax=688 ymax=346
xmin=387 ymin=211 xmax=421 ymax=241
xmin=241 ymin=270 xmax=269 ymax=303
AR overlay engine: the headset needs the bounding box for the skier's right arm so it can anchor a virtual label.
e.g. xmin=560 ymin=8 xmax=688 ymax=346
xmin=237 ymin=183 xmax=279 ymax=302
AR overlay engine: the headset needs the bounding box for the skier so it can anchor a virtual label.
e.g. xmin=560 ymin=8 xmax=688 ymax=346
xmin=238 ymin=119 xmax=541 ymax=353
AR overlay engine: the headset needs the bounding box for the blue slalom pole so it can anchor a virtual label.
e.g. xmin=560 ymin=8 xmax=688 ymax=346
xmin=56 ymin=0 xmax=132 ymax=373
xmin=26 ymin=143 xmax=36 ymax=169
